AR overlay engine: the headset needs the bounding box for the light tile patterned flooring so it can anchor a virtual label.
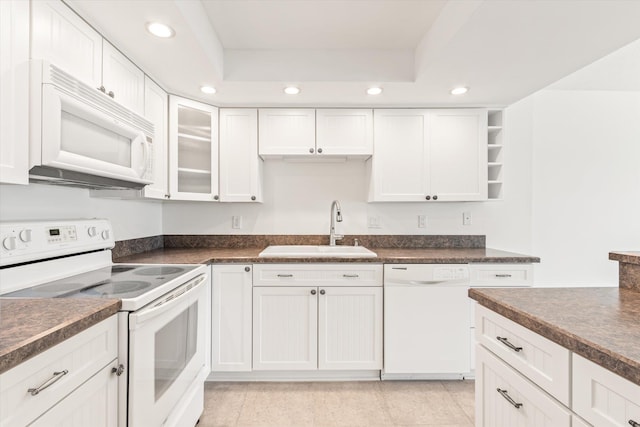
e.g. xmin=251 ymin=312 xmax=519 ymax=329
xmin=200 ymin=380 xmax=475 ymax=427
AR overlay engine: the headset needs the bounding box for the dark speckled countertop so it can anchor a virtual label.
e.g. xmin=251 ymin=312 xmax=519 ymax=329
xmin=469 ymin=287 xmax=640 ymax=386
xmin=114 ymin=247 xmax=539 ymax=264
xmin=0 ymin=298 xmax=121 ymax=374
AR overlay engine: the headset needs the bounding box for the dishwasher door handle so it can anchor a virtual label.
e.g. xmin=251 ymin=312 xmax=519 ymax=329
xmin=386 ymin=279 xmax=467 ymax=286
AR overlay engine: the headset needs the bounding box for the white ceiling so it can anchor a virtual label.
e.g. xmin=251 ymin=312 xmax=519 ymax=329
xmin=66 ymin=0 xmax=640 ymax=107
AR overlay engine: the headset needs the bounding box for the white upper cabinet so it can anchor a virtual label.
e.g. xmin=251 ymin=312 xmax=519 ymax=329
xmin=101 ymin=41 xmax=145 ymax=115
xmin=142 ymin=77 xmax=168 ymax=199
xmin=316 ymin=109 xmax=373 ymax=156
xmin=0 ymin=0 xmax=29 ymax=184
xmin=31 ymin=0 xmax=144 ymax=115
xmin=369 ymin=109 xmax=488 ymax=202
xmin=31 ymin=0 xmax=102 ymax=89
xmin=219 ymin=109 xmax=263 ymax=202
xmin=169 ymin=96 xmax=219 ymax=201
xmin=258 ymin=109 xmax=316 ymax=156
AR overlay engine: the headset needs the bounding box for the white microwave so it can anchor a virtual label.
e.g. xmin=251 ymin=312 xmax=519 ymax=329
xmin=29 ymin=61 xmax=154 ymax=189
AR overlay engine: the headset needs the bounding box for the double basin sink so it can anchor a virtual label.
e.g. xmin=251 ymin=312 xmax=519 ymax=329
xmin=259 ymin=245 xmax=377 ymax=258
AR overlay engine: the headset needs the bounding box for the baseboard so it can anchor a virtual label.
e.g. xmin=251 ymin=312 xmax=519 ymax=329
xmin=381 ymin=372 xmax=468 ymax=381
xmin=207 ymin=370 xmax=381 ymax=382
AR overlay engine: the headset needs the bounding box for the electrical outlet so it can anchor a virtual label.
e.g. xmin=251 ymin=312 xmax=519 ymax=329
xmin=232 ymin=216 xmax=243 ymax=229
xmin=462 ymin=212 xmax=472 ymax=226
xmin=418 ymin=215 xmax=427 ymax=228
xmin=367 ymin=216 xmax=381 ymax=229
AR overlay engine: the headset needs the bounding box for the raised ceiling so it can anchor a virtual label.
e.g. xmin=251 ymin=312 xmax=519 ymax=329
xmin=67 ymin=0 xmax=640 ymax=107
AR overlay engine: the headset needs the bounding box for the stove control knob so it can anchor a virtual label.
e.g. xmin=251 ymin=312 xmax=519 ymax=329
xmin=101 ymin=230 xmax=110 ymax=240
xmin=19 ymin=229 xmax=32 ymax=243
xmin=87 ymin=226 xmax=97 ymax=237
xmin=3 ymin=236 xmax=16 ymax=251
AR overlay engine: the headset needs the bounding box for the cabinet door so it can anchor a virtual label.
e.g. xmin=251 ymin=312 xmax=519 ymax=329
xmin=427 ymin=109 xmax=488 ymax=201
xmin=142 ymin=77 xmax=168 ymax=199
xmin=318 ymin=287 xmax=382 ymax=370
xmin=211 ymin=265 xmax=253 ymax=372
xmin=168 ymin=96 xmax=219 ymax=201
xmin=30 ymin=361 xmax=118 ymax=427
xmin=0 ymin=0 xmax=29 ymax=184
xmin=572 ymin=415 xmax=592 ymax=427
xmin=316 ymin=109 xmax=373 ymax=156
xmin=253 ymin=286 xmax=318 ymax=370
xmin=258 ymin=109 xmax=315 ymax=156
xmin=101 ymin=41 xmax=145 ymax=115
xmin=31 ymin=0 xmax=102 ymax=88
xmin=219 ymin=109 xmax=263 ymax=202
xmin=369 ymin=109 xmax=429 ymax=201
xmin=476 ymin=345 xmax=571 ymax=427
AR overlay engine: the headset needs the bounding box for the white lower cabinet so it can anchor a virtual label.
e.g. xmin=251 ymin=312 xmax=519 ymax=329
xmin=476 ymin=345 xmax=571 ymax=427
xmin=211 ymin=264 xmax=253 ymax=372
xmin=0 ymin=316 xmax=118 ymax=427
xmin=572 ymin=415 xmax=593 ymax=427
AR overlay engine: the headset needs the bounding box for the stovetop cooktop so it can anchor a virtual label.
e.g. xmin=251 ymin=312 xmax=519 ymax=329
xmin=2 ymin=264 xmax=198 ymax=300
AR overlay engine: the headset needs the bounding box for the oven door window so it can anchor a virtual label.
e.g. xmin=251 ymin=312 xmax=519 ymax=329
xmin=154 ymin=302 xmax=198 ymax=400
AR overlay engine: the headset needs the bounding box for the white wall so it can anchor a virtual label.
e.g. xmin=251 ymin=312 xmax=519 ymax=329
xmin=529 ymin=89 xmax=640 ymax=286
xmin=0 ymin=183 xmax=163 ymax=241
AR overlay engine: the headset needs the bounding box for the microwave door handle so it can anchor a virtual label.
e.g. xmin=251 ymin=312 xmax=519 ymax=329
xmin=129 ymin=274 xmax=207 ymax=329
xmin=139 ymin=135 xmax=150 ymax=178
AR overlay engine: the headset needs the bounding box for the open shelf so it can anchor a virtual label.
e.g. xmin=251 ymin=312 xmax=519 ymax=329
xmin=487 ymin=109 xmax=504 ymax=200
xmin=178 ymin=167 xmax=211 ymax=175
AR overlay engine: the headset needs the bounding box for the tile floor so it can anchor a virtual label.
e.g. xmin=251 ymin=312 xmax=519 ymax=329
xmin=199 ymin=380 xmax=475 ymax=427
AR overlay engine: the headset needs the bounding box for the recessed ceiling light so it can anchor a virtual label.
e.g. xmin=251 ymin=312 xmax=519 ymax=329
xmin=284 ymin=86 xmax=300 ymax=95
xmin=146 ymin=22 xmax=175 ymax=38
xmin=367 ymin=87 xmax=383 ymax=95
xmin=451 ymin=87 xmax=468 ymax=95
xmin=201 ymin=86 xmax=216 ymax=95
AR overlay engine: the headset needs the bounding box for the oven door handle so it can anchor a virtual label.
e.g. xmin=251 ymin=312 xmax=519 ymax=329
xmin=129 ymin=274 xmax=207 ymax=329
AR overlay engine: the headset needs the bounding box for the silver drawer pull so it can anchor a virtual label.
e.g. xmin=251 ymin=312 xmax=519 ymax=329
xmin=343 ymin=274 xmax=359 ymax=278
xmin=496 ymin=388 xmax=523 ymax=409
xmin=629 ymin=420 xmax=640 ymax=427
xmin=495 ymin=274 xmax=512 ymax=278
xmin=277 ymin=274 xmax=293 ymax=278
xmin=28 ymin=370 xmax=69 ymax=396
xmin=497 ymin=336 xmax=523 ymax=352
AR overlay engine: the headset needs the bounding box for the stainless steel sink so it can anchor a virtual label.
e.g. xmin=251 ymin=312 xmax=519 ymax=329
xmin=258 ymin=245 xmax=377 ymax=258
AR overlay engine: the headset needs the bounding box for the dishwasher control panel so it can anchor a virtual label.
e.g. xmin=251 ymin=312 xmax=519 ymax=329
xmin=433 ymin=266 xmax=469 ymax=281
xmin=385 ymin=264 xmax=470 ymax=283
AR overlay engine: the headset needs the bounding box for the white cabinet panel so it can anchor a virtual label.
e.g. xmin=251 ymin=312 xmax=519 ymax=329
xmin=476 ymin=345 xmax=571 ymax=427
xmin=476 ymin=305 xmax=571 ymax=406
xmin=253 ymin=264 xmax=383 ymax=287
xmin=0 ymin=0 xmax=29 ymax=184
xmin=369 ymin=110 xmax=429 ymax=201
xmin=428 ymin=109 xmax=487 ymax=201
xmin=572 ymin=415 xmax=592 ymax=427
xmin=211 ymin=264 xmax=253 ymax=372
xmin=253 ymin=286 xmax=318 ymax=370
xmin=169 ymin=96 xmax=219 ymax=201
xmin=219 ymin=108 xmax=263 ymax=202
xmin=572 ymin=353 xmax=640 ymax=427
xmin=142 ymin=76 xmax=168 ymax=199
xmin=258 ymin=109 xmax=316 ymax=156
xmin=469 ymin=264 xmax=534 ymax=287
xmin=316 ymin=109 xmax=373 ymax=156
xmin=31 ymin=0 xmax=102 ymax=88
xmin=30 ymin=361 xmax=118 ymax=427
xmin=101 ymin=41 xmax=145 ymax=115
xmin=318 ymin=287 xmax=382 ymax=370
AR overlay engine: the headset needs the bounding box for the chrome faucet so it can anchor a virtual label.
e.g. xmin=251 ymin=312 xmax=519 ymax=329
xmin=329 ymin=200 xmax=343 ymax=246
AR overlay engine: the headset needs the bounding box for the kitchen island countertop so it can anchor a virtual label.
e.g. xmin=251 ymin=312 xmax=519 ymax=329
xmin=469 ymin=286 xmax=640 ymax=386
xmin=0 ymin=298 xmax=121 ymax=374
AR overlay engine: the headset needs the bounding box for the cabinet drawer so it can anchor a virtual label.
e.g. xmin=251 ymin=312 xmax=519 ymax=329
xmin=572 ymin=353 xmax=640 ymax=427
xmin=476 ymin=345 xmax=571 ymax=427
xmin=0 ymin=316 xmax=117 ymax=427
xmin=475 ymin=305 xmax=570 ymax=405
xmin=253 ymin=264 xmax=383 ymax=287
xmin=469 ymin=264 xmax=533 ymax=286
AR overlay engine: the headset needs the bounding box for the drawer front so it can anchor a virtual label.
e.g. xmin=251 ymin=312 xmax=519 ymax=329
xmin=572 ymin=353 xmax=640 ymax=427
xmin=476 ymin=345 xmax=571 ymax=427
xmin=476 ymin=305 xmax=570 ymax=405
xmin=0 ymin=316 xmax=118 ymax=427
xmin=470 ymin=264 xmax=533 ymax=287
xmin=253 ymin=264 xmax=383 ymax=287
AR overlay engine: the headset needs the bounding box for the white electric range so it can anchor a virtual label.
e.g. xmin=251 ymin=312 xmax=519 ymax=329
xmin=0 ymin=219 xmax=210 ymax=427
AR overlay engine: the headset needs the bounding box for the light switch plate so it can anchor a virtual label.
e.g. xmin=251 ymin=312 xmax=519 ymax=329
xmin=232 ymin=216 xmax=243 ymax=229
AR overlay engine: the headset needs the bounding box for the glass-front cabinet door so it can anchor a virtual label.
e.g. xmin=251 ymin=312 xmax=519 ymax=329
xmin=168 ymin=96 xmax=219 ymax=201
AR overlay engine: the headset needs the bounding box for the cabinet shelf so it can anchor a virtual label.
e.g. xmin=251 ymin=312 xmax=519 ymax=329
xmin=177 ymin=167 xmax=211 ymax=175
xmin=487 ymin=126 xmax=502 ymax=134
xmin=487 ymin=144 xmax=503 ymax=150
xmin=178 ymin=133 xmax=211 ymax=143
xmin=488 ymin=162 xmax=503 ymax=167
xmin=488 ymin=180 xmax=503 ymax=185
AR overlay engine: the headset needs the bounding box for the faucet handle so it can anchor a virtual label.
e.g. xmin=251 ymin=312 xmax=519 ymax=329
xmin=354 ymin=238 xmax=360 ymax=247
xmin=334 ymin=234 xmax=344 ymax=242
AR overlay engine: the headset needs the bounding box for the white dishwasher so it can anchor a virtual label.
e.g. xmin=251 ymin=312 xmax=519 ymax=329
xmin=383 ymin=264 xmax=470 ymax=379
